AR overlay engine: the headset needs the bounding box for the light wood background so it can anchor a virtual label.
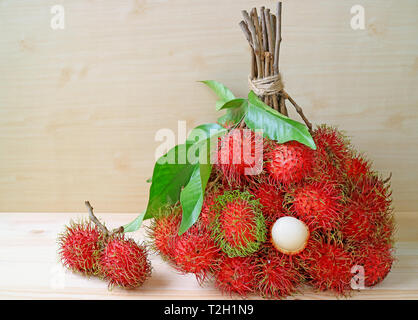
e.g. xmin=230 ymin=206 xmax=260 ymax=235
xmin=0 ymin=0 xmax=417 ymax=213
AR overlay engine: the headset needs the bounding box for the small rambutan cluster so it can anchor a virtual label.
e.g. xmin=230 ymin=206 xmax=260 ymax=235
xmin=58 ymin=211 xmax=152 ymax=289
xmin=150 ymin=125 xmax=395 ymax=298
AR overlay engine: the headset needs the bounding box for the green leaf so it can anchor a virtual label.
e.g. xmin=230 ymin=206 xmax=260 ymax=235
xmin=178 ymin=162 xmax=211 ymax=235
xmin=245 ymin=91 xmax=316 ymax=150
xmin=217 ymin=98 xmax=248 ymax=126
xmin=177 ymin=123 xmax=226 ymax=234
xmin=144 ymin=144 xmax=196 ymax=219
xmin=123 ymin=212 xmax=145 ymax=233
xmin=201 ymin=80 xmax=236 ymax=106
xmin=218 ymin=98 xmax=247 ymax=111
xmin=201 ymin=80 xmax=246 ymax=126
xmin=146 ymin=178 xmax=152 ymax=183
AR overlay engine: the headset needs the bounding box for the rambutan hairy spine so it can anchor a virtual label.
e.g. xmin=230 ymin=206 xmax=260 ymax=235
xmin=345 ymin=153 xmax=372 ymax=181
xmin=58 ymin=220 xmax=104 ymax=275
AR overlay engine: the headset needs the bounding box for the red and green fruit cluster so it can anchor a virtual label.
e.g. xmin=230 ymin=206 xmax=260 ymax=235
xmin=149 ymin=125 xmax=394 ymax=298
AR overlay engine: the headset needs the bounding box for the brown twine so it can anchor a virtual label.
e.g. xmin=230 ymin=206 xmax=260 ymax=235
xmin=248 ymin=73 xmax=284 ymax=96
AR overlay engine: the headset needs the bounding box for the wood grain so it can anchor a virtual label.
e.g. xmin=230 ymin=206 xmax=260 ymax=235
xmin=0 ymin=211 xmax=417 ymax=300
xmin=0 ymin=0 xmax=417 ymax=213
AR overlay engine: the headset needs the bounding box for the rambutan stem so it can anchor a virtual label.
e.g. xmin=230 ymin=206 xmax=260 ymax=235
xmin=281 ymin=90 xmax=313 ymax=133
xmin=84 ymin=201 xmax=125 ymax=237
xmin=85 ymin=201 xmax=109 ymax=237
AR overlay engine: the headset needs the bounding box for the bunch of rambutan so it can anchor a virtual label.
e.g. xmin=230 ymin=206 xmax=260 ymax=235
xmin=148 ymin=125 xmax=395 ymax=298
xmin=57 ymin=202 xmax=152 ymax=289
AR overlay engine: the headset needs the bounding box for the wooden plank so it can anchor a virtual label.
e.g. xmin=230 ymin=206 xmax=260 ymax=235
xmin=0 ymin=211 xmax=416 ymax=299
xmin=0 ymin=0 xmax=417 ymax=212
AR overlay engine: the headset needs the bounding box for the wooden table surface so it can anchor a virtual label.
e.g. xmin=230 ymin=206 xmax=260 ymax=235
xmin=0 ymin=211 xmax=417 ymax=300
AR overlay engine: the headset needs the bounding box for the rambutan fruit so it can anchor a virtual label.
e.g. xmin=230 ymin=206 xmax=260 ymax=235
xmin=99 ymin=234 xmax=152 ymax=289
xmin=375 ymin=214 xmax=396 ymax=246
xmin=343 ymin=201 xmax=395 ymax=247
xmin=249 ymin=181 xmax=285 ymax=228
xmin=312 ymin=125 xmax=350 ymax=167
xmin=148 ymin=207 xmax=182 ymax=261
xmin=353 ymin=244 xmax=394 ymax=287
xmin=308 ymin=125 xmax=351 ymax=184
xmin=265 ymin=140 xmax=314 ymax=185
xmin=210 ymin=190 xmax=266 ymax=257
xmin=255 ymin=250 xmax=300 ymax=299
xmin=214 ymin=255 xmax=257 ymax=297
xmin=345 ymin=154 xmax=371 ymax=181
xmin=342 ymin=202 xmax=379 ymax=244
xmin=200 ymin=188 xmax=224 ymax=226
xmin=301 ymin=240 xmax=354 ymax=295
xmin=58 ymin=221 xmax=103 ymax=275
xmin=349 ymin=174 xmax=392 ymax=215
xmin=289 ymin=181 xmax=343 ymax=231
xmin=215 ymin=129 xmax=264 ymax=184
xmin=170 ymin=223 xmax=221 ymax=283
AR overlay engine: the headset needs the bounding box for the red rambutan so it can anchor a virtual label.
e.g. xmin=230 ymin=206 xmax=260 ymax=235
xmin=349 ymin=174 xmax=392 ymax=215
xmin=58 ymin=221 xmax=103 ymax=275
xmin=255 ymin=250 xmax=300 ymax=299
xmin=215 ymin=129 xmax=264 ymax=184
xmin=302 ymin=240 xmax=354 ymax=294
xmin=170 ymin=223 xmax=221 ymax=283
xmin=354 ymin=244 xmax=394 ymax=287
xmin=148 ymin=208 xmax=182 ymax=260
xmin=214 ymin=255 xmax=257 ymax=296
xmin=211 ymin=190 xmax=266 ymax=257
xmin=375 ymin=214 xmax=396 ymax=246
xmin=313 ymin=125 xmax=350 ymax=167
xmin=289 ymin=181 xmax=343 ymax=231
xmin=200 ymin=188 xmax=224 ymax=226
xmin=99 ymin=234 xmax=152 ymax=289
xmin=265 ymin=140 xmax=314 ymax=185
xmin=342 ymin=202 xmax=379 ymax=244
xmin=249 ymin=181 xmax=285 ymax=227
xmin=345 ymin=154 xmax=371 ymax=181
xmin=308 ymin=125 xmax=351 ymax=184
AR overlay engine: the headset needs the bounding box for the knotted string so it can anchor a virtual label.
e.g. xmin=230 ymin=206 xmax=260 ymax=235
xmin=248 ymin=73 xmax=284 ymax=96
